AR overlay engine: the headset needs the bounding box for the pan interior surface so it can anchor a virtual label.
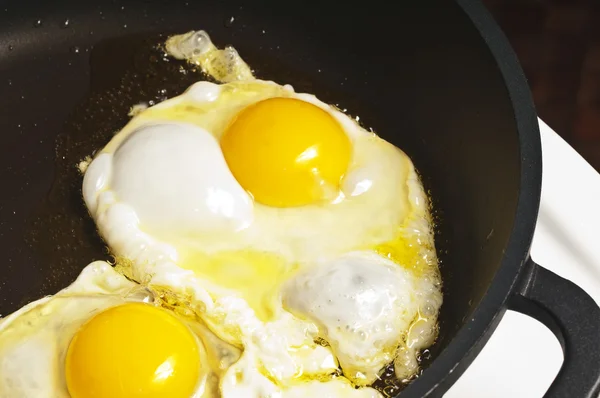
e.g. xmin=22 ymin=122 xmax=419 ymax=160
xmin=0 ymin=0 xmax=522 ymax=395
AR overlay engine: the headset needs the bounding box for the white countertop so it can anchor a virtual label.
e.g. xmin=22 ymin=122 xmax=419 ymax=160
xmin=445 ymin=119 xmax=600 ymax=397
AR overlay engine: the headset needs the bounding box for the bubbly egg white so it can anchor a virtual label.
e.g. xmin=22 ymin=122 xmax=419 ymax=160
xmin=283 ymin=251 xmax=441 ymax=384
xmin=165 ymin=30 xmax=253 ymax=83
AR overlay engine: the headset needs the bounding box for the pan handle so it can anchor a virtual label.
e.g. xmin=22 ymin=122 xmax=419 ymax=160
xmin=509 ymin=258 xmax=600 ymax=398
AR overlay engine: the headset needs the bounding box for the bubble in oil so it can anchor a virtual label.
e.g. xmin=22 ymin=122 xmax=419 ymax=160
xmin=61 ymin=19 xmax=70 ymax=28
xmin=186 ymin=31 xmax=212 ymax=55
xmin=70 ymin=46 xmax=80 ymax=54
xmin=33 ymin=19 xmax=42 ymax=27
xmin=8 ymin=44 xmax=13 ymax=51
xmin=224 ymin=16 xmax=235 ymax=28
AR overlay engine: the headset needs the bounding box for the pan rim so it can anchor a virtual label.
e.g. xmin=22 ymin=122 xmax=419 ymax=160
xmin=399 ymin=0 xmax=542 ymax=396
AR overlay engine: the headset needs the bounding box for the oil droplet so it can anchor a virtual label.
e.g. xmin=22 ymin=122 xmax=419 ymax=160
xmin=8 ymin=44 xmax=13 ymax=51
xmin=224 ymin=16 xmax=235 ymax=28
xmin=120 ymin=5 xmax=125 ymax=10
xmin=61 ymin=19 xmax=70 ymax=28
xmin=123 ymin=24 xmax=128 ymax=29
xmin=421 ymin=348 xmax=432 ymax=361
xmin=34 ymin=19 xmax=42 ymax=27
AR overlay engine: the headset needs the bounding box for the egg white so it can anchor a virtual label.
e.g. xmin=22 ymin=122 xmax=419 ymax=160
xmin=283 ymin=251 xmax=441 ymax=384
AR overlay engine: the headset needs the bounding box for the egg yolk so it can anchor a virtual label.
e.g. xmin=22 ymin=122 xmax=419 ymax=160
xmin=65 ymin=303 xmax=200 ymax=398
xmin=221 ymin=97 xmax=352 ymax=207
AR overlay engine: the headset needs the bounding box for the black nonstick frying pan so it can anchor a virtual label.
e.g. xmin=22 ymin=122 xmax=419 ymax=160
xmin=1 ymin=0 xmax=600 ymax=397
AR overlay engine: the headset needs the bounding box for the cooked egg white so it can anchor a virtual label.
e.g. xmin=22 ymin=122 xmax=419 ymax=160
xmin=165 ymin=30 xmax=253 ymax=83
xmin=283 ymin=251 xmax=441 ymax=384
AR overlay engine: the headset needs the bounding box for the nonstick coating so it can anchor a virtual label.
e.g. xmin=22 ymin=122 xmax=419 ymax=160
xmin=0 ymin=0 xmax=540 ymax=396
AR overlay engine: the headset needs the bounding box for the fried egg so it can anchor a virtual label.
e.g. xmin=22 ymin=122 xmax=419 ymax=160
xmin=0 ymin=262 xmax=215 ymax=398
xmin=80 ymin=30 xmax=442 ymax=393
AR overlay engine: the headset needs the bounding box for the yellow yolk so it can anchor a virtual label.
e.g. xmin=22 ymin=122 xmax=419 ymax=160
xmin=65 ymin=303 xmax=200 ymax=398
xmin=221 ymin=97 xmax=351 ymax=207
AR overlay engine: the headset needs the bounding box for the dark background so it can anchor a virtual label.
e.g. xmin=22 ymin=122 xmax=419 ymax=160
xmin=484 ymin=0 xmax=600 ymax=171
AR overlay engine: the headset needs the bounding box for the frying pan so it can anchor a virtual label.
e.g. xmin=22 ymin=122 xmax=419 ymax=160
xmin=1 ymin=0 xmax=599 ymax=396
